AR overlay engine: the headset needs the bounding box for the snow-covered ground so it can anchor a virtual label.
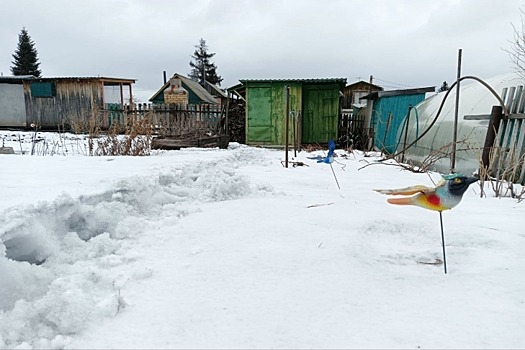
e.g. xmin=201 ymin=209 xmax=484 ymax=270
xmin=0 ymin=130 xmax=524 ymax=349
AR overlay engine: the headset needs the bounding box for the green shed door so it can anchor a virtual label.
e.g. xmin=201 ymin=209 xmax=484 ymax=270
xmin=247 ymin=86 xmax=272 ymax=142
xmin=302 ymin=87 xmax=339 ymax=143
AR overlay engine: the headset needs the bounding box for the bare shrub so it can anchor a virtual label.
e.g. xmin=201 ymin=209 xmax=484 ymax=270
xmin=93 ymin=116 xmax=153 ymax=156
xmin=359 ymin=139 xmax=474 ymax=173
xmin=69 ymin=107 xmax=102 ymax=135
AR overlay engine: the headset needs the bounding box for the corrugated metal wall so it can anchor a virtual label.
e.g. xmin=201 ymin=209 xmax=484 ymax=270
xmin=372 ymin=94 xmax=427 ymax=153
xmin=245 ymin=81 xmax=341 ymax=146
xmin=301 ymin=84 xmax=340 ymax=144
xmin=245 ymin=81 xmax=301 ymax=146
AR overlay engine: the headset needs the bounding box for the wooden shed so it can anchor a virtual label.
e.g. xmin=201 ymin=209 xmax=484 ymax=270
xmin=361 ymin=86 xmax=435 ymax=153
xmin=0 ymin=75 xmax=135 ymax=130
xmin=236 ymin=78 xmax=346 ymax=147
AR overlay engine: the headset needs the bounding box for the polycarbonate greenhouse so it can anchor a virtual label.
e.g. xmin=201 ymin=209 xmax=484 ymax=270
xmin=396 ymin=73 xmax=525 ymax=175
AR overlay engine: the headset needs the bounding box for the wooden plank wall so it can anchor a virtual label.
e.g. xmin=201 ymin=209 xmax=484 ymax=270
xmin=25 ymin=80 xmax=102 ymax=129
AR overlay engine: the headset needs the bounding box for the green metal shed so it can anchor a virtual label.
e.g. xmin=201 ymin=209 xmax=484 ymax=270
xmin=239 ymin=78 xmax=346 ymax=146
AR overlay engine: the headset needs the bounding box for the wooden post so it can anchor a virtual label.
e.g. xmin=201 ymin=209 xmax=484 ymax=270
xmin=101 ymin=81 xmax=107 ymax=129
xmin=293 ymin=112 xmax=297 ymax=157
xmin=119 ymin=83 xmax=124 ymax=124
xmin=285 ymin=85 xmax=290 ymax=168
xmin=481 ymin=105 xmax=503 ymax=172
xmin=129 ymin=83 xmax=134 ymax=106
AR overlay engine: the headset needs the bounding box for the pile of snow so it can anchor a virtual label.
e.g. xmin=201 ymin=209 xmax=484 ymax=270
xmin=0 ymin=130 xmax=524 ymax=349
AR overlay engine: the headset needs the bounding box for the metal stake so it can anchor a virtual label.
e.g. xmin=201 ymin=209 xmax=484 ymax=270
xmin=439 ymin=211 xmax=448 ymax=274
xmin=329 ymin=163 xmax=340 ymax=190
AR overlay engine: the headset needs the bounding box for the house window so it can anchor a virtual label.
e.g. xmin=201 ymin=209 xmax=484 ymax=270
xmin=30 ymin=82 xmax=56 ymax=97
xmin=353 ymin=91 xmax=368 ymax=105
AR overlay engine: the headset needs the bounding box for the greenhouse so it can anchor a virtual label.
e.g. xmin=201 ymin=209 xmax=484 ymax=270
xmin=396 ymin=72 xmax=525 ymax=176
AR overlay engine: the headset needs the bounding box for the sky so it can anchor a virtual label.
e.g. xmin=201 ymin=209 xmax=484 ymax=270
xmin=0 ymin=130 xmax=524 ymax=349
xmin=0 ymin=0 xmax=525 ymax=101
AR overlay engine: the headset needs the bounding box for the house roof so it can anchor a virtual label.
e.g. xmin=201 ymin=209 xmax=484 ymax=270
xmin=204 ymin=81 xmax=227 ymax=98
xmin=0 ymin=75 xmax=32 ymax=83
xmin=360 ymin=86 xmax=436 ymax=100
xmin=0 ymin=75 xmax=35 ymax=79
xmin=239 ymin=78 xmax=347 ymax=87
xmin=40 ymin=77 xmax=136 ymax=85
xmin=345 ymin=80 xmax=383 ymax=91
xmin=149 ymin=73 xmax=218 ymax=104
xmin=0 ymin=76 xmax=136 ymax=85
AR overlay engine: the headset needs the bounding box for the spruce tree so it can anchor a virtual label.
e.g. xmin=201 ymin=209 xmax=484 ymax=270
xmin=438 ymin=81 xmax=449 ymax=92
xmin=189 ymin=38 xmax=223 ymax=86
xmin=11 ymin=27 xmax=42 ymax=77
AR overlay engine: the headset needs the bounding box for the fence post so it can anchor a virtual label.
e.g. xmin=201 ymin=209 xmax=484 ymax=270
xmin=481 ymin=105 xmax=503 ymax=172
xmin=381 ymin=112 xmax=392 ymax=153
xmin=285 ymin=85 xmax=290 ymax=168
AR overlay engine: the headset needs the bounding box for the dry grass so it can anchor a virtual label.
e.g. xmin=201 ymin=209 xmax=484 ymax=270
xmin=93 ymin=116 xmax=153 ymax=156
xmin=66 ymin=108 xmax=154 ymax=156
xmin=478 ymin=143 xmax=525 ymax=201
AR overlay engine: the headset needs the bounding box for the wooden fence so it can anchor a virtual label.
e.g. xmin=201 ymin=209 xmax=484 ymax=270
xmin=465 ymin=85 xmax=525 ymax=184
xmin=492 ymin=86 xmax=525 ymax=183
xmin=103 ymin=103 xmax=226 ymax=137
xmin=339 ymin=108 xmax=370 ymax=149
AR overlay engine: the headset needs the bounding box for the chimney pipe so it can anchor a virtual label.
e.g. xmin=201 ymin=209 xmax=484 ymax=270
xmin=163 ymin=71 xmax=167 ymax=84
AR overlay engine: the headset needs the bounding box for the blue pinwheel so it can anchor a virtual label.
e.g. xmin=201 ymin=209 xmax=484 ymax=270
xmin=317 ymin=139 xmax=336 ymax=164
xmin=307 ymin=139 xmax=340 ymax=189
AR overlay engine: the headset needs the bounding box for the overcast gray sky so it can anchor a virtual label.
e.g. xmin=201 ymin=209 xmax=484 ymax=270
xmin=1 ymin=0 xmax=524 ymax=101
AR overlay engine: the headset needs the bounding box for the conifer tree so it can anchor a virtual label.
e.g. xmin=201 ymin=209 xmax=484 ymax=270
xmin=11 ymin=27 xmax=42 ymax=77
xmin=438 ymin=81 xmax=449 ymax=92
xmin=189 ymin=38 xmax=223 ymax=86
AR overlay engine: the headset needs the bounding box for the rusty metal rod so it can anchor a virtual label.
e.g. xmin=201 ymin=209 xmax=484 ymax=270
xmin=451 ymin=48 xmax=462 ymax=173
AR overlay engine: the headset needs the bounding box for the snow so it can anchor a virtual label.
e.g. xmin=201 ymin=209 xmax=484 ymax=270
xmin=0 ymin=130 xmax=524 ymax=349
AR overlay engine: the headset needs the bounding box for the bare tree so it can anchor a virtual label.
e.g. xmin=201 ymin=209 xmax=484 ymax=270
xmin=507 ymin=8 xmax=525 ymax=79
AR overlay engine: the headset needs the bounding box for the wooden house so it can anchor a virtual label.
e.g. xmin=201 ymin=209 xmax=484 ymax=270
xmin=149 ymin=73 xmax=219 ymax=106
xmin=342 ymin=80 xmax=383 ymax=109
xmin=0 ymin=75 xmax=135 ymax=130
xmin=232 ymin=78 xmax=347 ymax=147
xmin=360 ymin=86 xmax=435 ymax=153
xmin=204 ymin=81 xmax=228 ymax=106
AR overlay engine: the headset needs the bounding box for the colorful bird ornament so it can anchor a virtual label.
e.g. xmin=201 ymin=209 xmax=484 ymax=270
xmin=374 ymin=173 xmax=478 ymax=274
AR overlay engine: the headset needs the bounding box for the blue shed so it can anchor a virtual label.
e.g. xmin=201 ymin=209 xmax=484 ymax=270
xmin=362 ymin=87 xmax=435 ymax=153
